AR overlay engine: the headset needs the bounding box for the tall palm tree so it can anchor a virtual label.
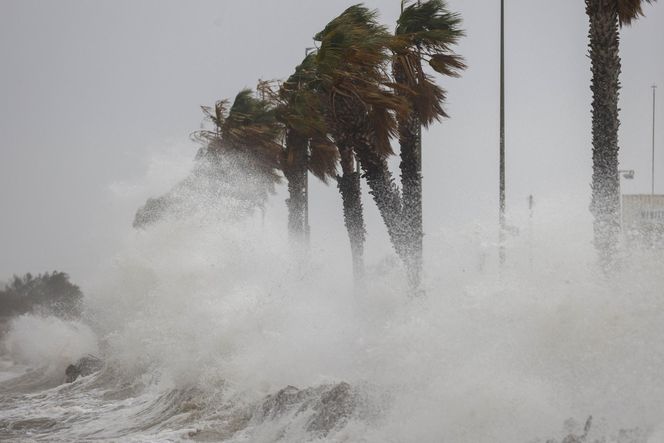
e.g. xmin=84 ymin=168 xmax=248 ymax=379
xmin=586 ymin=0 xmax=656 ymax=267
xmin=392 ymin=0 xmax=465 ymax=289
xmin=260 ymin=57 xmax=339 ymax=246
xmin=314 ymin=5 xmax=411 ymax=266
xmin=262 ymin=52 xmax=368 ymax=280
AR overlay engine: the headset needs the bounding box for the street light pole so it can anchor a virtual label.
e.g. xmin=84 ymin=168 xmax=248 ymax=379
xmin=499 ymin=0 xmax=506 ymax=265
xmin=652 ymin=85 xmax=657 ymax=198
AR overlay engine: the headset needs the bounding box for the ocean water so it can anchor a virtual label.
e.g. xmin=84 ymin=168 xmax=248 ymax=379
xmin=1 ymin=187 xmax=663 ymax=442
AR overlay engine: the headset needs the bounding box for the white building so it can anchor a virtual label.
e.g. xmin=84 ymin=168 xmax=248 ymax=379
xmin=622 ymin=194 xmax=664 ymax=246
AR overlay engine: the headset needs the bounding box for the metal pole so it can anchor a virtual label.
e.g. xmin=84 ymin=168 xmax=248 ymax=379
xmin=528 ymin=195 xmax=534 ymax=270
xmin=416 ymin=0 xmax=423 ymax=285
xmin=653 ymin=85 xmax=657 ymax=197
xmin=499 ymin=0 xmax=506 ymax=265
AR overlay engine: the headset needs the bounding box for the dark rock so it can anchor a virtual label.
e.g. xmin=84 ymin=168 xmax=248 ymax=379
xmin=260 ymin=385 xmax=308 ymax=419
xmin=256 ymin=382 xmax=358 ymax=437
xmin=542 ymin=416 xmax=647 ymax=443
xmin=8 ymin=417 xmax=58 ymax=431
xmin=305 ymin=382 xmax=355 ymax=435
xmin=64 ymin=355 xmax=103 ymax=383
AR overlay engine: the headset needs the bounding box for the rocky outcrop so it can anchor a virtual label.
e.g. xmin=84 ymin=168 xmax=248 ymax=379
xmin=187 ymin=382 xmax=363 ymax=441
xmin=540 ymin=416 xmax=647 ymax=443
xmin=257 ymin=382 xmax=358 ymax=437
xmin=65 ymin=356 xmax=103 ymax=383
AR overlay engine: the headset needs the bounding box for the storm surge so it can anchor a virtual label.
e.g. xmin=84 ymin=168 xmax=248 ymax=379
xmin=2 ymin=184 xmax=664 ymax=442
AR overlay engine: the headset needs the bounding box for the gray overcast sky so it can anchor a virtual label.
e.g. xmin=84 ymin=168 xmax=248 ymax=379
xmin=0 ymin=0 xmax=662 ymax=284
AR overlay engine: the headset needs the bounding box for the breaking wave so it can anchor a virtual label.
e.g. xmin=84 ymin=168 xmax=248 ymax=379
xmin=1 ymin=165 xmax=664 ymax=442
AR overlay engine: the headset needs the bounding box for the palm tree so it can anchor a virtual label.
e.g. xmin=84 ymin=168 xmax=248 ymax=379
xmin=261 ymin=52 xmax=368 ymax=281
xmin=392 ymin=0 xmax=465 ymax=289
xmin=194 ymin=89 xmax=283 ymax=212
xmin=586 ymin=0 xmax=656 ymax=267
xmin=260 ymin=57 xmax=339 ymax=247
xmin=314 ymin=5 xmax=411 ymax=267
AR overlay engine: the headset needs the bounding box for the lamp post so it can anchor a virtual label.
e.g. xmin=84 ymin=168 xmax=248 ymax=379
xmin=652 ymin=85 xmax=657 ymax=198
xmin=499 ymin=0 xmax=506 ymax=265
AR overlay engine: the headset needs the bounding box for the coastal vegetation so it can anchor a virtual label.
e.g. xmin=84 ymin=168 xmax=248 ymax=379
xmin=0 ymin=272 xmax=82 ymax=329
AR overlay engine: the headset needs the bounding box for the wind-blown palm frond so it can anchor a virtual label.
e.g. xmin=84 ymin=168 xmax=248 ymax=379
xmin=259 ymin=55 xmax=340 ymax=184
xmin=392 ymin=0 xmax=466 ymax=126
xmin=313 ymin=4 xmax=408 ymax=267
xmin=223 ymin=90 xmax=283 ymax=182
xmin=193 ymin=100 xmax=229 ymax=143
xmin=618 ymin=0 xmax=656 ymax=25
xmin=308 ymin=136 xmax=339 ymax=182
xmin=396 ymin=0 xmax=464 ymax=48
xmin=314 ymin=4 xmax=409 ymax=157
xmin=281 ymin=55 xmax=339 ymax=182
xmin=314 ymin=4 xmax=381 ymax=41
xmin=193 ymin=89 xmax=283 ymax=188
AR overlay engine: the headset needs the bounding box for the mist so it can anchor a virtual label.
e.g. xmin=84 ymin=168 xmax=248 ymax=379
xmin=1 ymin=0 xmax=663 ymax=442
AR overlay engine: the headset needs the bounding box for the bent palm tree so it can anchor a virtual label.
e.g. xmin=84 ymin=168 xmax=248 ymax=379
xmin=586 ymin=0 xmax=656 ymax=267
xmin=261 ymin=52 xmax=368 ymax=281
xmin=392 ymin=0 xmax=465 ymax=289
xmin=194 ymin=89 xmax=283 ymax=212
xmin=314 ymin=5 xmax=411 ymax=265
xmin=260 ymin=57 xmax=339 ymax=247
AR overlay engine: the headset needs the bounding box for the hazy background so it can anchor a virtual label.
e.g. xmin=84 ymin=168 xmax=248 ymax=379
xmin=0 ymin=0 xmax=662 ymax=286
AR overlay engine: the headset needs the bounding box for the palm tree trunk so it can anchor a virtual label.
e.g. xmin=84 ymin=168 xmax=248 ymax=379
xmin=586 ymin=0 xmax=622 ymax=269
xmin=337 ymin=146 xmax=366 ymax=282
xmin=284 ymin=129 xmax=308 ymax=244
xmin=393 ymin=59 xmax=424 ymax=292
xmin=354 ymin=141 xmax=407 ymax=261
xmin=398 ymin=113 xmax=423 ymax=292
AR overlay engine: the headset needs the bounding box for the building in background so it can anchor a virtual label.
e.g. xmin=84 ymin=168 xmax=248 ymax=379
xmin=622 ymin=194 xmax=664 ymax=246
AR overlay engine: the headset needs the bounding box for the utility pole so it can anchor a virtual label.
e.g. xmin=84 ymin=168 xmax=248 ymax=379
xmin=528 ymin=195 xmax=534 ymax=270
xmin=499 ymin=0 xmax=506 ymax=265
xmin=652 ymin=84 xmax=657 ymax=198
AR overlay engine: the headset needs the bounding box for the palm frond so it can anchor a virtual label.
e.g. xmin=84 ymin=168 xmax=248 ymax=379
xmin=315 ymin=5 xmax=392 ymax=81
xmin=412 ymin=75 xmax=447 ymax=125
xmin=314 ymin=4 xmax=381 ymax=42
xmin=395 ymin=0 xmax=464 ymax=49
xmin=618 ymin=0 xmax=656 ymax=25
xmin=314 ymin=4 xmax=405 ymax=153
xmin=428 ymin=53 xmax=466 ymax=78
xmin=392 ymin=0 xmax=465 ymax=124
xmin=309 ymin=136 xmax=339 ymax=182
xmin=368 ymin=106 xmax=398 ymax=157
xmin=194 ymin=89 xmax=285 ymax=186
xmin=260 ymin=59 xmax=340 ymax=183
